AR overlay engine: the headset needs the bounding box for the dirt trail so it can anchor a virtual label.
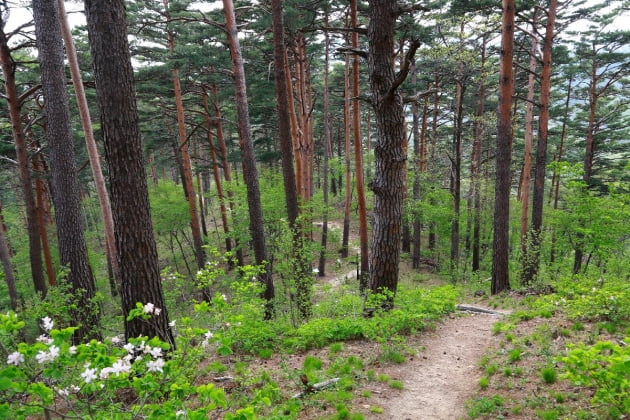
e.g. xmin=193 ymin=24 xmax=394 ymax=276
xmin=366 ymin=310 xmax=505 ymax=420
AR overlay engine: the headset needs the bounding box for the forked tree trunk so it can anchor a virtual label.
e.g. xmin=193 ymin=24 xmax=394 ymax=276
xmin=223 ymin=0 xmax=274 ymax=317
xmin=367 ymin=0 xmax=420 ymax=309
xmin=0 ymin=23 xmax=47 ymax=298
xmin=491 ymin=0 xmax=516 ymax=295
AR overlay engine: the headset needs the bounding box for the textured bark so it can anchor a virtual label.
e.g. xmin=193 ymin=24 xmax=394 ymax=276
xmin=163 ymin=3 xmax=206 ymax=270
xmin=0 ymin=210 xmax=18 ymax=311
xmin=450 ymin=53 xmax=465 ymax=269
xmin=341 ymin=52 xmax=352 ymax=259
xmin=270 ymin=0 xmax=311 ymax=320
xmin=30 ymin=142 xmax=56 ymax=287
xmin=367 ymin=0 xmax=418 ymax=307
xmin=491 ymin=0 xmax=516 ymax=295
xmin=211 ymin=84 xmax=243 ymax=266
xmin=84 ymin=0 xmax=174 ymax=347
xmin=223 ymin=0 xmax=274 ymax=316
xmin=411 ymin=64 xmax=422 ymax=269
xmin=34 ymin=0 xmax=102 ymax=341
xmin=550 ymin=76 xmax=572 ymax=263
xmin=471 ymin=41 xmax=486 ymax=273
xmin=318 ymin=13 xmax=332 ymax=277
xmin=57 ymin=0 xmax=119 ymax=292
xmin=519 ymin=15 xmax=538 ymax=262
xmin=523 ymin=0 xmax=557 ymax=284
xmin=202 ymin=90 xmax=232 ymax=256
xmin=0 ymin=22 xmax=47 ymax=298
xmin=351 ymin=0 xmax=369 ymax=292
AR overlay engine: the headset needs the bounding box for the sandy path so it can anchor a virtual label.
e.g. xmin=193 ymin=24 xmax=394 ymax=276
xmin=367 ymin=310 xmax=505 ymax=420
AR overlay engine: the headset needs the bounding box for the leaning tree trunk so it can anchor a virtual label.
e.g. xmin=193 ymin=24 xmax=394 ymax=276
xmin=367 ymin=0 xmax=420 ymax=309
xmin=0 ymin=22 xmax=47 ymax=298
xmin=84 ymin=0 xmax=175 ymax=347
xmin=57 ymin=0 xmax=119 ymax=294
xmin=223 ymin=0 xmax=274 ymax=318
xmin=491 ymin=0 xmax=516 ymax=295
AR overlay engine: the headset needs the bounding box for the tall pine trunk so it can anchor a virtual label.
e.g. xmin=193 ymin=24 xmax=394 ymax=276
xmin=491 ymin=0 xmax=516 ymax=295
xmin=84 ymin=0 xmax=175 ymax=347
xmin=57 ymin=0 xmax=119 ymax=295
xmin=523 ymin=0 xmax=557 ymax=284
xmin=223 ymin=0 xmax=274 ymax=317
xmin=367 ymin=0 xmax=420 ymax=309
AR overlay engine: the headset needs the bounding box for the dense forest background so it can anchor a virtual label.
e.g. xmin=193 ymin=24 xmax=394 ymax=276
xmin=0 ymin=0 xmax=629 ymax=417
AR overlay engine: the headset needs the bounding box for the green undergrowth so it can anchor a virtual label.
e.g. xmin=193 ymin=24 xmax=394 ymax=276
xmin=466 ymin=274 xmax=630 ymax=420
xmin=0 ymin=267 xmax=459 ymax=419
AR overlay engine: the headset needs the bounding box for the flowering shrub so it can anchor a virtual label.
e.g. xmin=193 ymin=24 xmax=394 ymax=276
xmin=0 ymin=309 xmax=227 ymax=419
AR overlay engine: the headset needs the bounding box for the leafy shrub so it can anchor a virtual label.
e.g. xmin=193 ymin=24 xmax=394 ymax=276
xmin=561 ymin=339 xmax=630 ymax=418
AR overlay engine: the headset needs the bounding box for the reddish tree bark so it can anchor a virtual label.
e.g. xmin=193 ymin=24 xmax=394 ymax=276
xmin=0 ymin=22 xmax=47 ymax=298
xmin=491 ymin=0 xmax=516 ymax=295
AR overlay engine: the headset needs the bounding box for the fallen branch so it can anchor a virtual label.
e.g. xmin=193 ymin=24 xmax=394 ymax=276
xmin=456 ymin=304 xmax=507 ymax=316
xmin=292 ymin=377 xmax=340 ymax=399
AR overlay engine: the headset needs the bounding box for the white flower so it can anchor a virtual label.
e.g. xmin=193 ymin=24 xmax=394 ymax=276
xmin=35 ymin=345 xmax=60 ymax=364
xmin=123 ymin=343 xmax=135 ymax=354
xmin=221 ymin=294 xmax=227 ymax=301
xmin=176 ymin=410 xmax=187 ymax=418
xmin=58 ymin=387 xmax=70 ymax=397
xmin=41 ymin=316 xmax=54 ymax=331
xmin=7 ymin=351 xmax=24 ymax=366
xmin=143 ymin=302 xmax=155 ymax=314
xmin=69 ymin=345 xmax=77 ymax=355
xmin=81 ymin=367 xmax=98 ymax=383
xmin=146 ymin=357 xmax=165 ymax=373
xmin=154 ymin=307 xmax=162 ymax=316
xmin=149 ymin=347 xmax=162 ymax=358
xmin=48 ymin=345 xmax=60 ymax=360
xmin=110 ymin=336 xmax=122 ymax=344
xmin=110 ymin=359 xmax=131 ymax=375
xmin=312 ymin=268 xmax=319 ymax=274
xmin=169 ymin=320 xmax=176 ymax=327
xmin=37 ymin=334 xmax=53 ymax=345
